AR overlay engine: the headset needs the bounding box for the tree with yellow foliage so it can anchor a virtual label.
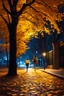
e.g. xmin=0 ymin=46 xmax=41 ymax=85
xmin=0 ymin=0 xmax=63 ymax=75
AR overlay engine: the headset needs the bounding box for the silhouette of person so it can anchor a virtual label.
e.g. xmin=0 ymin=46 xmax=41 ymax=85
xmin=25 ymin=58 xmax=29 ymax=71
xmin=33 ymin=55 xmax=38 ymax=69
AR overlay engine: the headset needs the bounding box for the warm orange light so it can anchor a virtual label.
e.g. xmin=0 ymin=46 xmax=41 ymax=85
xmin=42 ymin=52 xmax=46 ymax=57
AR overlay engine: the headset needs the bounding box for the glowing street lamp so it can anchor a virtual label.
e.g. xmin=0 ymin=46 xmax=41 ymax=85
xmin=42 ymin=52 xmax=46 ymax=70
xmin=43 ymin=52 xmax=46 ymax=57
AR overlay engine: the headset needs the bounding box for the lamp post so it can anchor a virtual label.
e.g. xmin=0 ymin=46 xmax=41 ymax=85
xmin=42 ymin=52 xmax=46 ymax=70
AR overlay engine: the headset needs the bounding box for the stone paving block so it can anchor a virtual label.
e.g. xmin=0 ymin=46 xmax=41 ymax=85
xmin=0 ymin=69 xmax=64 ymax=95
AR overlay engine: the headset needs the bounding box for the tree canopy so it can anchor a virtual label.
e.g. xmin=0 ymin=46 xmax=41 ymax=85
xmin=0 ymin=0 xmax=64 ymax=57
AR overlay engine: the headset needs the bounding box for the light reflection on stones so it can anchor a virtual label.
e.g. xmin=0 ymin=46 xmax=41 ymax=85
xmin=0 ymin=69 xmax=64 ymax=95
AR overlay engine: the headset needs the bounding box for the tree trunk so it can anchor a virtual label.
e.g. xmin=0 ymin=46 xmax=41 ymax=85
xmin=8 ymin=21 xmax=17 ymax=76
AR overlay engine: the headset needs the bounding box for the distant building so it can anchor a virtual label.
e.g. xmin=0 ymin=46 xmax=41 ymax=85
xmin=60 ymin=41 xmax=64 ymax=68
xmin=47 ymin=41 xmax=64 ymax=69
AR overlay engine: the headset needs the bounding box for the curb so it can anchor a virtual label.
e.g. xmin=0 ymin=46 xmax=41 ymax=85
xmin=41 ymin=70 xmax=64 ymax=79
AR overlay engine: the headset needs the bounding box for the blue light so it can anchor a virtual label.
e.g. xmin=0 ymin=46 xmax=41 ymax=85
xmin=4 ymin=56 xmax=7 ymax=60
xmin=36 ymin=51 xmax=38 ymax=53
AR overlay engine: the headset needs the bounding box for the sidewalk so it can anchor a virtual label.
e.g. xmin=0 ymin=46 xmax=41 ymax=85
xmin=40 ymin=68 xmax=64 ymax=79
xmin=0 ymin=68 xmax=64 ymax=95
xmin=0 ymin=67 xmax=64 ymax=79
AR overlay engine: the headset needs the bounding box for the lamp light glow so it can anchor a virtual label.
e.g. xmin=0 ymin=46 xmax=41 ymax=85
xmin=42 ymin=52 xmax=46 ymax=57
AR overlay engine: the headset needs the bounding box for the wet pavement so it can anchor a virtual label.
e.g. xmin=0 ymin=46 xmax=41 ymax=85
xmin=0 ymin=68 xmax=64 ymax=96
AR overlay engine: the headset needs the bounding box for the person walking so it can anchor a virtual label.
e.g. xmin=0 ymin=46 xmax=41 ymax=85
xmin=25 ymin=58 xmax=29 ymax=71
xmin=33 ymin=55 xmax=38 ymax=69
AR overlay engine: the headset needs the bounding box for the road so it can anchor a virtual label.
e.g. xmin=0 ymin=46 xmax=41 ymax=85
xmin=0 ymin=68 xmax=64 ymax=96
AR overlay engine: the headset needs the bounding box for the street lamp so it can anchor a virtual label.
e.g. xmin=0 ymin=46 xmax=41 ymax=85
xmin=43 ymin=52 xmax=46 ymax=57
xmin=42 ymin=52 xmax=46 ymax=70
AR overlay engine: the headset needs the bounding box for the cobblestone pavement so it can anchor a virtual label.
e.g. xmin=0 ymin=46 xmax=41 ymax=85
xmin=0 ymin=68 xmax=64 ymax=96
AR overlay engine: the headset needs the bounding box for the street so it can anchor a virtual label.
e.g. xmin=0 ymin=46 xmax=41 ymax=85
xmin=0 ymin=68 xmax=64 ymax=96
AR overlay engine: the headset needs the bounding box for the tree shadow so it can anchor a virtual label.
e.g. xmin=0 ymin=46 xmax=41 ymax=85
xmin=0 ymin=69 xmax=29 ymax=95
xmin=0 ymin=74 xmax=24 ymax=95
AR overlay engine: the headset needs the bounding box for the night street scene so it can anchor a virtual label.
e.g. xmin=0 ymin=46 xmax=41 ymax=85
xmin=0 ymin=0 xmax=64 ymax=96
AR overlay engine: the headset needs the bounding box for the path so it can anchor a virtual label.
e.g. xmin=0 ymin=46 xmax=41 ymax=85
xmin=0 ymin=68 xmax=64 ymax=96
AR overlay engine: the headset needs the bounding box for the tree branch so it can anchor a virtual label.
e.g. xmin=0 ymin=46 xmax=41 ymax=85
xmin=18 ymin=0 xmax=35 ymax=16
xmin=2 ymin=0 xmax=11 ymax=15
xmin=22 ymin=11 xmax=39 ymax=21
xmin=7 ymin=13 xmax=10 ymax=24
xmin=22 ymin=16 xmax=38 ymax=26
xmin=36 ymin=1 xmax=58 ymax=14
xmin=0 ymin=14 xmax=8 ymax=25
xmin=29 ymin=5 xmax=49 ymax=19
xmin=25 ymin=0 xmax=35 ymax=6
xmin=7 ymin=0 xmax=13 ymax=12
xmin=21 ymin=11 xmax=45 ymax=26
xmin=13 ymin=0 xmax=18 ymax=6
